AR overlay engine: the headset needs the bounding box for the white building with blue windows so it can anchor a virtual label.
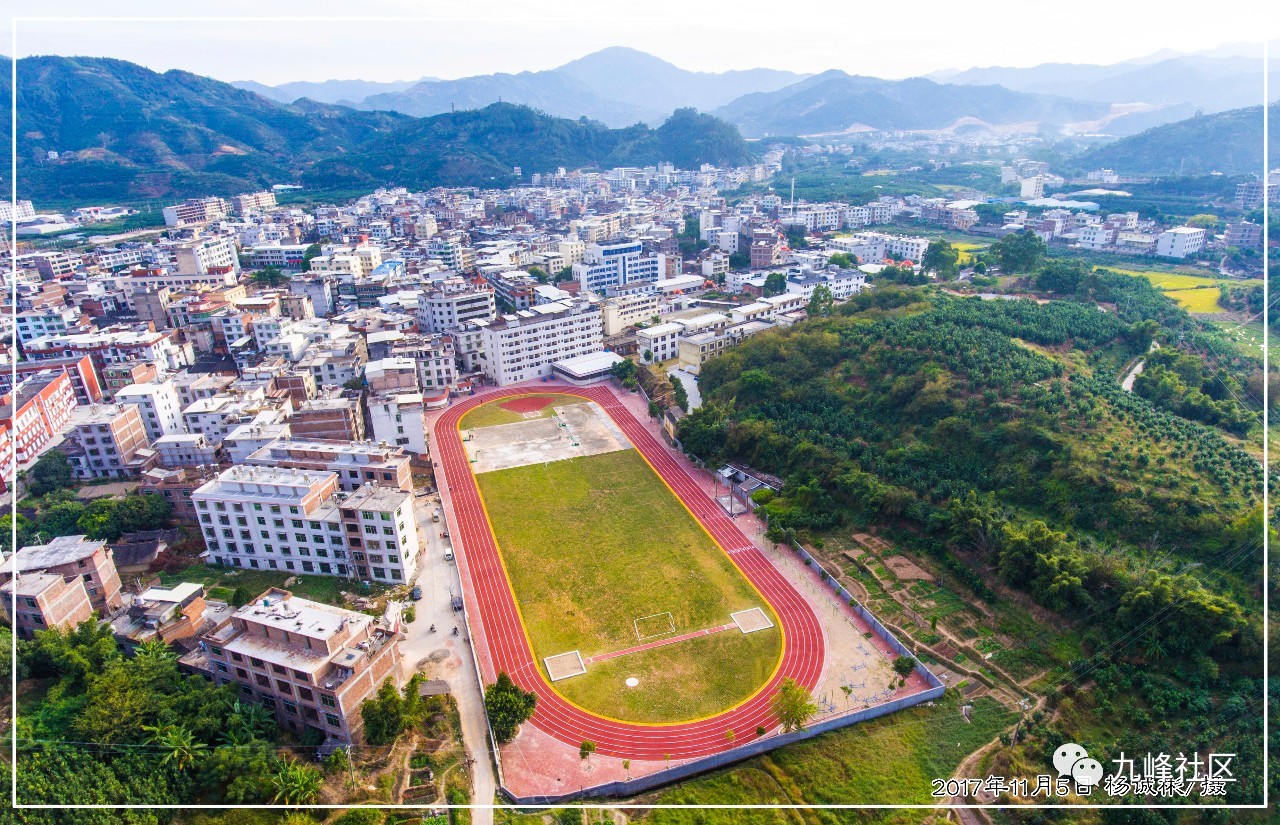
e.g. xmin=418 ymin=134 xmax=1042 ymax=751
xmin=572 ymin=240 xmax=664 ymax=293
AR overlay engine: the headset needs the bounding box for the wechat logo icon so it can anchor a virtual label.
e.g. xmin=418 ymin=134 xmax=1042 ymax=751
xmin=1053 ymin=743 xmax=1104 ymax=787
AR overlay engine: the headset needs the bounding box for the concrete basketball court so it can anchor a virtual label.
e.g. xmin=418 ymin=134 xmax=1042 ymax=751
xmin=464 ymin=401 xmax=630 ymax=474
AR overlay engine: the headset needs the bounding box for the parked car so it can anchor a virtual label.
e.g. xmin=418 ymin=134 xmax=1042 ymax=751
xmin=410 ymin=585 xmax=423 ymax=601
xmin=432 ymin=513 xmax=440 ymax=522
xmin=451 ymin=596 xmax=464 ymax=611
xmin=444 ymin=548 xmax=454 ymax=562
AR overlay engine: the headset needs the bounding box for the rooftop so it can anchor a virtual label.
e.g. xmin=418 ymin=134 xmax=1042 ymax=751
xmin=1 ymin=535 xmax=107 ymax=575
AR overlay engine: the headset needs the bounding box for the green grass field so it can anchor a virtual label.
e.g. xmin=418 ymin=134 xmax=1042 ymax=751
xmin=474 ymin=449 xmax=782 ymax=723
xmin=459 ymin=393 xmax=588 ymax=430
xmin=156 ymin=564 xmax=389 ymax=607
xmin=639 ymin=693 xmax=1017 ymax=820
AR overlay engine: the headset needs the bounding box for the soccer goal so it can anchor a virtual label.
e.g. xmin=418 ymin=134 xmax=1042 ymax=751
xmin=633 ymin=611 xmax=677 ymax=641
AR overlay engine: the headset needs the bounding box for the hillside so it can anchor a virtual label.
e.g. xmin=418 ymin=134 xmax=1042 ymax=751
xmin=356 ymin=47 xmax=807 ymax=126
xmin=3 ymin=56 xmax=751 ymax=201
xmin=232 ymin=76 xmax=432 ymax=105
xmin=1072 ymin=103 xmax=1278 ymax=176
xmin=711 ymin=71 xmax=1109 ymax=136
xmin=679 ymin=273 xmax=1262 ymax=667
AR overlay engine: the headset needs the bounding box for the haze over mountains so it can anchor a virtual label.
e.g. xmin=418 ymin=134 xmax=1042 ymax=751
xmin=235 ymin=44 xmax=1276 ymax=138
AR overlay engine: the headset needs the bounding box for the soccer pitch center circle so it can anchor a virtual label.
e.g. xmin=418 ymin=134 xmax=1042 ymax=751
xmin=435 ymin=385 xmax=825 ymax=759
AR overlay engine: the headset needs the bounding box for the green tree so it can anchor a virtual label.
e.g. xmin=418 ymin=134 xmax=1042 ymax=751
xmin=763 ymin=271 xmax=788 ymax=297
xmin=770 ymin=677 xmax=817 ymax=732
xmin=299 ymin=243 xmax=323 ymax=272
xmin=892 ymin=655 xmax=918 ymax=677
xmin=990 ymin=229 xmax=1046 ymax=273
xmin=806 ymin=285 xmax=835 ymax=318
xmin=579 ymin=740 xmax=596 ymax=765
xmin=27 ymin=451 xmax=73 ymax=497
xmin=555 ymin=266 xmax=575 ymax=283
xmin=610 ymin=358 xmax=638 ymax=383
xmin=143 ymin=724 xmax=207 ymax=772
xmin=252 ymin=265 xmax=287 ymax=287
xmin=827 ymin=252 xmax=856 ymax=269
xmin=484 ymin=672 xmax=537 ymax=743
xmin=527 ymin=266 xmax=549 ymax=284
xmin=361 ymin=678 xmax=407 ymax=745
xmin=669 ymin=373 xmax=689 ymax=412
xmin=921 ymin=239 xmax=960 ymax=279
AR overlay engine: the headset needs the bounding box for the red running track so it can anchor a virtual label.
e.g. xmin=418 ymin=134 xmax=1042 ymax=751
xmin=434 ymin=385 xmax=825 ymax=759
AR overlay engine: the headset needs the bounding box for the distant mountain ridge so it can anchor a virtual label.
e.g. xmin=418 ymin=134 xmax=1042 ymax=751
xmin=711 ymin=70 xmax=1110 ymax=136
xmin=347 ymin=46 xmax=810 ymax=126
xmin=3 ymin=55 xmax=752 ymax=201
xmin=232 ymin=76 xmax=436 ymax=105
xmin=935 ymin=53 xmax=1278 ymax=116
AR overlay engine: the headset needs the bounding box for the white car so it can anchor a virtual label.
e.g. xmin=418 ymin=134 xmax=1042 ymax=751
xmin=444 ymin=548 xmax=455 ymax=562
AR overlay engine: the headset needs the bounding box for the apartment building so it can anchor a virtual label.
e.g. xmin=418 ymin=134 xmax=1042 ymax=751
xmin=232 ymin=191 xmax=278 ymax=215
xmin=174 ymin=235 xmax=241 ymax=276
xmin=602 ymin=291 xmax=662 ymax=337
xmin=192 ymin=465 xmax=420 ymax=584
xmin=416 ymin=283 xmax=497 ymax=333
xmin=63 ymin=404 xmax=155 ymax=480
xmin=636 ymin=321 xmax=683 ymax=363
xmin=163 ymin=197 xmax=229 ymax=227
xmin=190 ymin=588 xmax=400 ymax=743
xmin=23 ymin=328 xmax=191 ymax=372
xmin=1156 ymin=227 xmax=1207 ymax=259
xmin=244 ymin=438 xmax=413 ymax=492
xmin=290 ymin=396 xmax=366 ymax=442
xmin=0 ymin=534 xmax=124 ymax=615
xmin=0 ymin=369 xmax=77 ymax=465
xmin=368 ymin=393 xmax=428 ymax=457
xmin=0 ymin=572 xmax=95 ymax=639
xmin=480 ymin=299 xmax=605 ymax=386
xmin=573 ymin=240 xmax=663 ymax=293
xmin=16 ymin=307 xmax=88 ymax=345
xmin=115 ymin=380 xmax=186 ymax=441
xmin=0 ymin=356 xmax=103 ymax=406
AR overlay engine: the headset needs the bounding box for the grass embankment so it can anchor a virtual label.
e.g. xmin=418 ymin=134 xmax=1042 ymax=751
xmin=157 ymin=564 xmax=389 ymax=607
xmin=475 ymin=449 xmax=781 ymax=723
xmin=458 ymin=393 xmax=589 ymax=430
xmin=637 ymin=693 xmax=1016 ymax=821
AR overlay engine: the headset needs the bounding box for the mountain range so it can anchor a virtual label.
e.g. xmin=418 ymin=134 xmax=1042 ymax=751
xmin=934 ymin=49 xmax=1277 ymax=119
xmin=234 ymin=44 xmax=1276 ymax=138
xmin=4 ymin=56 xmax=750 ymax=201
xmin=354 ymin=47 xmax=809 ymax=126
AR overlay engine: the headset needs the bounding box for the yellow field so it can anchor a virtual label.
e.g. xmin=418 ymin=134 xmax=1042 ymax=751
xmin=1103 ymin=267 xmax=1263 ymax=314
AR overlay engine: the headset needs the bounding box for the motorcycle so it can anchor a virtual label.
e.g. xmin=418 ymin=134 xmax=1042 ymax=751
xmin=429 ymin=624 xmax=436 ymax=633
xmin=452 ymin=626 xmax=459 ymax=636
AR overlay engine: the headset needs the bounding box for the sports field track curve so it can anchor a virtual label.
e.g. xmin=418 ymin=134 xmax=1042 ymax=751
xmin=434 ymin=383 xmax=826 ymax=760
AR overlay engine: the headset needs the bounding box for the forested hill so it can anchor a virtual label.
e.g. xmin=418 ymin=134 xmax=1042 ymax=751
xmin=2 ymin=56 xmax=752 ymax=201
xmin=1071 ymin=102 xmax=1279 ymax=176
xmin=679 ymin=273 xmax=1264 ymax=671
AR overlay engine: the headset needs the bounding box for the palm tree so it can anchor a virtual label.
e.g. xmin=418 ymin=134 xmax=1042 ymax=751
xmin=143 ymin=724 xmax=207 ymax=772
xmin=228 ymin=700 xmax=275 ymax=742
xmin=135 ymin=639 xmax=175 ymax=661
xmin=271 ymin=758 xmax=323 ymax=806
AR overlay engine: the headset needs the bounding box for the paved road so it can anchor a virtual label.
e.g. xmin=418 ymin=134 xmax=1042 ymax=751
xmin=400 ymin=492 xmax=496 ymax=824
xmin=433 ymin=383 xmax=826 ymax=761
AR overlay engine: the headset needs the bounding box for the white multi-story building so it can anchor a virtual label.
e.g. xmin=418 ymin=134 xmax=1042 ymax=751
xmin=636 ymin=321 xmax=683 ymax=363
xmin=173 ymin=235 xmax=241 ymax=276
xmin=193 ymin=466 xmax=420 ymax=584
xmin=368 ymin=393 xmax=429 ymax=457
xmin=573 ymin=240 xmax=663 ymax=293
xmin=15 ymin=307 xmax=85 ymax=345
xmin=115 ymin=380 xmax=187 ymax=441
xmin=163 ymin=197 xmax=229 ymax=227
xmin=480 ymin=299 xmax=604 ymax=385
xmin=602 ymin=291 xmax=662 ymax=337
xmin=416 ymin=283 xmax=496 ymax=334
xmin=1155 ymin=226 xmax=1207 ymax=259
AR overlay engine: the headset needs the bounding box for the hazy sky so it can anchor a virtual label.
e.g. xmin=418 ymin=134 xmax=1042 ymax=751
xmin=5 ymin=0 xmax=1277 ymax=84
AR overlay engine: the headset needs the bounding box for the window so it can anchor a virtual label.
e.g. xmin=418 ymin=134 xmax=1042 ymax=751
xmin=283 ymin=701 xmax=297 ymax=715
xmin=255 ymin=674 xmax=270 ymax=687
xmin=235 ymin=667 xmax=248 ymax=679
xmin=325 ymin=713 xmax=341 ymax=727
xmin=276 ymin=680 xmax=292 ymax=694
xmin=321 ymin=695 xmax=336 ymax=708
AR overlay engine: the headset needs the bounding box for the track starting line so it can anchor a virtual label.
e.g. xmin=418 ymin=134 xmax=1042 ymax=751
xmin=584 ymin=623 xmax=736 ymax=664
